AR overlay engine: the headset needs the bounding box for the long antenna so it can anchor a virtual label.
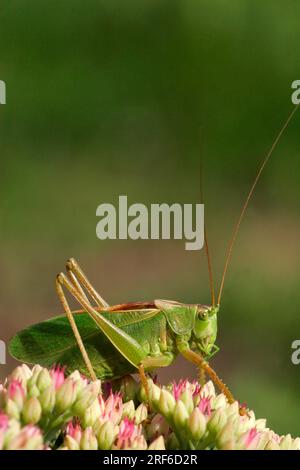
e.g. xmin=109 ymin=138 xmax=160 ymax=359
xmin=200 ymin=148 xmax=216 ymax=306
xmin=217 ymin=104 xmax=299 ymax=306
xmin=204 ymin=228 xmax=216 ymax=306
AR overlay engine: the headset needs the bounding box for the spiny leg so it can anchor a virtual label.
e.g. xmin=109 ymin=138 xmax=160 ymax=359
xmin=66 ymin=258 xmax=109 ymax=308
xmin=179 ymin=347 xmax=235 ymax=404
xmin=58 ymin=271 xmax=147 ymax=370
xmin=56 ymin=274 xmax=97 ymax=381
xmin=66 ymin=267 xmax=90 ymax=306
xmin=198 ymin=346 xmax=219 ymax=383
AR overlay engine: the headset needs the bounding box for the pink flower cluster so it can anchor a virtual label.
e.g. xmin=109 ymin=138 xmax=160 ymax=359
xmin=1 ymin=364 xmax=299 ymax=451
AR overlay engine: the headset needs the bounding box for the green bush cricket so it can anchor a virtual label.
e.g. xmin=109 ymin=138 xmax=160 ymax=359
xmin=9 ymin=105 xmax=299 ymax=407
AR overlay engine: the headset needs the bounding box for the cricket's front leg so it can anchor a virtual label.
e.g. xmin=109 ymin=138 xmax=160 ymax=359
xmin=176 ymin=339 xmax=235 ymax=405
xmin=206 ymin=344 xmax=220 ymax=360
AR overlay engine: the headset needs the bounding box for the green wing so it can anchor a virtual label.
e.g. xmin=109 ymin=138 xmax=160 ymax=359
xmin=155 ymin=299 xmax=196 ymax=335
xmin=9 ymin=309 xmax=162 ymax=379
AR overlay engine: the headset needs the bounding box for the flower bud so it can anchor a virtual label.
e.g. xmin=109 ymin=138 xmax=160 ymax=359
xmin=188 ymin=408 xmax=206 ymax=441
xmin=173 ymin=400 xmax=189 ymax=428
xmin=92 ymin=419 xmax=104 ymax=436
xmin=216 ymin=421 xmax=235 ymax=450
xmin=265 ymin=438 xmax=280 ymax=450
xmin=7 ymin=380 xmax=25 ymax=411
xmin=50 ymin=365 xmax=66 ymax=390
xmin=32 ymin=365 xmax=44 ymax=378
xmin=148 ymin=435 xmax=166 ymax=450
xmin=64 ymin=435 xmax=80 ymax=450
xmin=135 ymin=403 xmax=148 ymax=424
xmin=5 ymin=399 xmax=20 ymax=420
xmin=22 ymin=397 xmax=42 ymax=424
xmin=254 ymin=418 xmax=266 ymax=430
xmin=69 ymin=371 xmax=88 ymax=394
xmin=28 ymin=384 xmax=40 ymax=398
xmin=237 ymin=428 xmax=261 ymax=450
xmin=148 ymin=381 xmax=161 ymax=403
xmin=73 ymin=381 xmax=101 ymax=417
xmin=82 ymin=398 xmax=101 ymax=428
xmin=98 ymin=420 xmax=115 ymax=450
xmin=225 ymin=401 xmax=239 ymax=418
xmin=148 ymin=414 xmax=169 ymax=440
xmin=0 ymin=413 xmax=9 ymax=450
xmin=280 ymin=434 xmax=292 ymax=450
xmin=213 ymin=393 xmax=227 ymax=410
xmin=66 ymin=421 xmax=82 ymax=444
xmin=102 ymin=393 xmax=123 ymax=425
xmin=36 ymin=368 xmax=52 ymax=393
xmin=226 ymin=412 xmax=239 ymax=430
xmin=69 ymin=370 xmax=85 ymax=384
xmin=131 ymin=435 xmax=147 ymax=450
xmin=291 ymin=437 xmax=300 ymax=450
xmin=56 ymin=379 xmax=77 ymax=413
xmin=198 ymin=396 xmax=211 ymax=416
xmin=140 ymin=379 xmax=160 ymax=404
xmin=158 ymin=390 xmax=175 ymax=418
xmin=2 ymin=418 xmax=20 ymax=449
xmin=6 ymin=425 xmax=43 ymax=450
xmin=122 ymin=400 xmax=135 ymax=420
xmin=27 ymin=366 xmax=43 ymax=393
xmin=200 ymin=381 xmax=215 ymax=398
xmin=180 ymin=390 xmax=194 ymax=415
xmin=38 ymin=384 xmax=56 ymax=414
xmin=255 ymin=430 xmax=270 ymax=450
xmin=80 ymin=427 xmax=98 ymax=450
xmin=207 ymin=408 xmax=227 ymax=435
xmin=9 ymin=365 xmax=32 ymax=389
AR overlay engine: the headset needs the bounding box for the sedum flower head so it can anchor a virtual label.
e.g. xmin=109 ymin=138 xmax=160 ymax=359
xmin=0 ymin=365 xmax=299 ymax=451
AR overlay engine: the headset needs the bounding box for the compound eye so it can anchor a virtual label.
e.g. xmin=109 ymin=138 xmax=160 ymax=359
xmin=200 ymin=311 xmax=208 ymax=320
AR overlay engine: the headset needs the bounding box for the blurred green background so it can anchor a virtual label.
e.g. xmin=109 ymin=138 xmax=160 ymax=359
xmin=1 ymin=0 xmax=300 ymax=435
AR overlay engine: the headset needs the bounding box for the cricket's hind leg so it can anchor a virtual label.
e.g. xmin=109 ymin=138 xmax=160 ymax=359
xmin=66 ymin=258 xmax=109 ymax=309
xmin=56 ymin=259 xmax=109 ymax=381
xmin=56 ymin=273 xmax=98 ymax=381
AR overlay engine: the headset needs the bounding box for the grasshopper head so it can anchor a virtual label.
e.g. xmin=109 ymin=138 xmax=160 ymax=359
xmin=193 ymin=305 xmax=219 ymax=358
